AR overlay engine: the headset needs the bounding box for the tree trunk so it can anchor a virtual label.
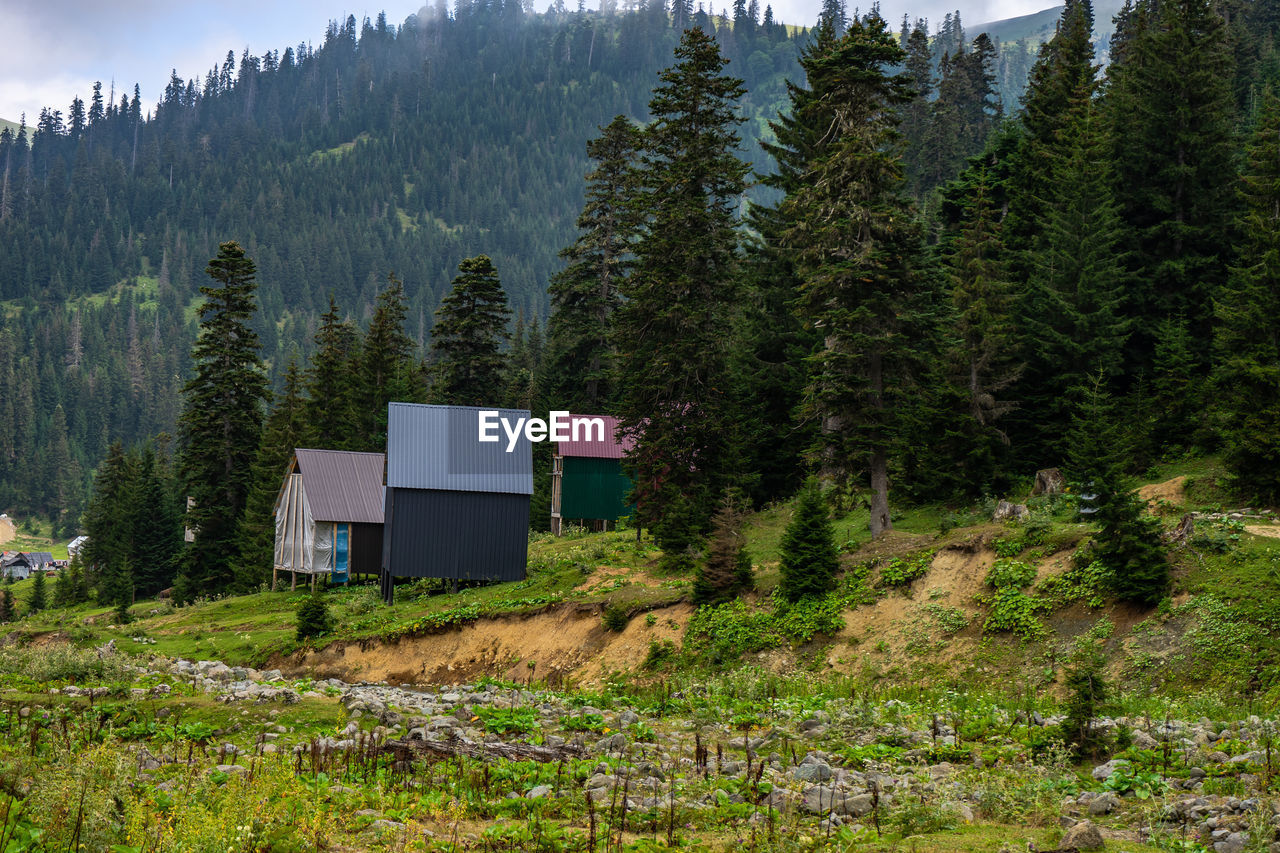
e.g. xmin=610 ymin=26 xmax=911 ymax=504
xmin=867 ymin=352 xmax=891 ymax=539
xmin=869 ymin=449 xmax=891 ymax=539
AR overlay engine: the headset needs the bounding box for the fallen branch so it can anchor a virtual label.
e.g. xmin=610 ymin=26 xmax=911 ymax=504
xmin=383 ymin=737 xmax=585 ymax=764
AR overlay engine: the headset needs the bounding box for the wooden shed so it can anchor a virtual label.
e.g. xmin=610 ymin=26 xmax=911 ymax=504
xmin=550 ymin=414 xmax=633 ymax=535
xmin=1 ymin=551 xmax=54 ymax=581
xmin=274 ymin=449 xmax=385 ymax=589
xmin=380 ymin=403 xmax=532 ymax=603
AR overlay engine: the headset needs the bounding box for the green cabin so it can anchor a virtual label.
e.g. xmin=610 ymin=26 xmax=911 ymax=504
xmin=550 ymin=415 xmax=633 ymax=535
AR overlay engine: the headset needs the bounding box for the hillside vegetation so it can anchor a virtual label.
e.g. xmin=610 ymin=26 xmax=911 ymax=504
xmin=3 ymin=464 xmax=1280 ymax=850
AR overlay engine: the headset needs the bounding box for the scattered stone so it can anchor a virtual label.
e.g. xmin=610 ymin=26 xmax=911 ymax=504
xmin=1061 ymin=819 xmax=1105 ymax=850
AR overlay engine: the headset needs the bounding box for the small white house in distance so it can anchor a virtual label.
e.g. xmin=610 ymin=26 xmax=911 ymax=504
xmin=67 ymin=536 xmax=88 ymax=559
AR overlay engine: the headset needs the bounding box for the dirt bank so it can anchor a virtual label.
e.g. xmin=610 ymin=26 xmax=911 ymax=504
xmin=274 ymin=601 xmax=694 ymax=688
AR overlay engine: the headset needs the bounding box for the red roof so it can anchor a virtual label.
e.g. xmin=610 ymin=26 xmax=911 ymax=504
xmin=556 ymin=414 xmax=633 ymax=459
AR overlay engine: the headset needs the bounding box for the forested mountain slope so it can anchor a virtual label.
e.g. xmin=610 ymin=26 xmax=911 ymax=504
xmin=0 ymin=3 xmax=809 ymax=522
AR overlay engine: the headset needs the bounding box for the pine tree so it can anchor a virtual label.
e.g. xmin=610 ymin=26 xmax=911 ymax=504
xmin=1014 ymin=106 xmax=1131 ymax=466
xmin=778 ymin=479 xmax=839 ymax=602
xmin=177 ymin=241 xmax=270 ymax=599
xmin=28 ymin=569 xmax=46 ymax=613
xmin=305 ymin=295 xmax=358 ymax=449
xmin=1004 ymin=0 xmax=1098 ymax=273
xmin=1069 ymin=375 xmax=1168 ymax=607
xmin=1214 ymin=89 xmax=1280 ymax=504
xmin=1060 ymin=637 xmax=1110 ymax=759
xmin=545 ymin=115 xmax=641 ymax=413
xmin=1105 ymin=0 xmax=1238 ymax=374
xmin=81 ymin=442 xmax=135 ymax=584
xmin=430 ymin=256 xmax=512 ymax=407
xmin=130 ymin=445 xmax=181 ymax=595
xmin=101 ymin=557 xmax=134 ymax=624
xmin=238 ymin=358 xmax=310 ymax=590
xmin=779 ymin=14 xmax=923 ymax=539
xmin=614 ymin=27 xmax=749 ymax=543
xmin=355 ymin=275 xmax=422 ymax=448
xmin=692 ymin=496 xmax=752 ymax=604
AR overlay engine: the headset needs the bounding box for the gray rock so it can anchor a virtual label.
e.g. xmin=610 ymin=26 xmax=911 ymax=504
xmin=793 ymin=762 xmax=832 ymax=783
xmin=370 ymin=820 xmax=405 ymax=833
xmin=619 ymin=711 xmax=639 ymax=726
xmin=528 ymin=785 xmax=553 ymax=798
xmin=1091 ymin=759 xmax=1128 ymax=781
xmin=1088 ymin=792 xmax=1120 ymax=815
xmin=1061 ymin=819 xmax=1105 ymax=850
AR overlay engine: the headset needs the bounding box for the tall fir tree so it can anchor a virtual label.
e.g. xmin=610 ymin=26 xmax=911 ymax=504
xmin=614 ymin=26 xmax=750 ymax=544
xmin=355 ymin=276 xmax=423 ymax=449
xmin=1213 ymin=89 xmax=1280 ymax=504
xmin=81 ymin=441 xmax=135 ymax=590
xmin=128 ymin=445 xmax=181 ymax=595
xmin=1105 ymin=0 xmax=1238 ymax=375
xmin=1013 ymin=106 xmax=1131 ymax=466
xmin=778 ymin=14 xmax=924 ymax=539
xmin=430 ymin=255 xmax=512 ymax=406
xmin=545 ymin=115 xmax=641 ymax=413
xmin=177 ymin=241 xmax=270 ymax=599
xmin=238 ymin=357 xmax=310 ymax=589
xmin=1068 ymin=375 xmax=1168 ymax=607
xmin=0 ymin=587 xmax=12 ymax=622
xmin=305 ymin=295 xmax=359 ymax=449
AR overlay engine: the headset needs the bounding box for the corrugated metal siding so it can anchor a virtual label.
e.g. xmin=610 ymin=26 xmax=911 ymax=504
xmin=386 ymin=403 xmax=533 ymax=495
xmin=294 ymin=449 xmax=386 ymax=523
xmin=556 ymin=414 xmax=632 ymax=459
xmin=560 ymin=456 xmax=633 ymax=520
xmin=382 ymin=487 xmax=528 ymax=581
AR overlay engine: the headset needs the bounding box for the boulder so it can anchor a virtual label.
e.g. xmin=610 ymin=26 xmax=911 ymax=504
xmin=993 ymin=500 xmax=1031 ymax=522
xmin=1061 ymin=819 xmax=1105 ymax=850
xmin=1032 ymin=468 xmax=1066 ymax=497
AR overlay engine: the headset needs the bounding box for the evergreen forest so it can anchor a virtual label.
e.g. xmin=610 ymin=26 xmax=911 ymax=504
xmin=3 ymin=0 xmax=1280 ymax=603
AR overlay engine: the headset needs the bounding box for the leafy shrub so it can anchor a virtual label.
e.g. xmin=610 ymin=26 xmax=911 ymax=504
xmin=296 ymin=587 xmax=332 ymax=641
xmin=642 ymin=639 xmax=677 ymax=670
xmin=981 ymin=588 xmax=1049 ymax=639
xmin=879 ymin=551 xmax=933 ymax=587
xmin=986 ymin=558 xmax=1037 ymax=589
xmin=1039 ymin=560 xmax=1113 ymax=608
xmin=1102 ymin=764 xmax=1165 ymax=799
xmin=685 ymin=600 xmax=783 ymax=663
xmin=924 ymin=603 xmax=970 ymax=633
xmin=773 ymin=593 xmax=844 ymax=643
xmin=475 ymin=706 xmax=539 ymax=736
xmin=561 ymin=713 xmax=607 ymax=733
xmin=601 ymin=603 xmax=629 ymax=632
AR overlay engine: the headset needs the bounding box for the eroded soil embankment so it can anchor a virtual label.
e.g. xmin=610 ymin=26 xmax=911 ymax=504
xmin=275 ymin=601 xmax=694 ymax=688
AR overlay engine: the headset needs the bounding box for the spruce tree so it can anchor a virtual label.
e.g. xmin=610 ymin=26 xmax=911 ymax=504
xmin=130 ymin=445 xmax=181 ymax=595
xmin=238 ymin=358 xmax=310 ymax=590
xmin=81 ymin=442 xmax=135 ymax=581
xmin=296 ymin=582 xmax=332 ymax=641
xmin=1069 ymin=375 xmax=1168 ymax=607
xmin=1105 ymin=0 xmax=1238 ymax=374
xmin=1214 ymin=89 xmax=1280 ymax=504
xmin=1060 ymin=637 xmax=1110 ymax=759
xmin=305 ymin=295 xmax=359 ymax=449
xmin=430 ymin=255 xmax=512 ymax=407
xmin=54 ymin=562 xmax=74 ymax=608
xmin=545 ymin=115 xmax=640 ymax=413
xmin=693 ymin=496 xmax=752 ymax=605
xmin=778 ymin=479 xmax=839 ymax=602
xmin=28 ymin=569 xmax=46 ymax=613
xmin=614 ymin=27 xmax=749 ymax=542
xmin=1014 ymin=106 xmax=1130 ymax=465
xmin=177 ymin=241 xmax=270 ymax=599
xmin=355 ymin=275 xmax=422 ymax=448
xmin=778 ymin=13 xmax=923 ymax=539
xmin=101 ymin=557 xmax=134 ymax=624
xmin=0 ymin=588 xmax=12 ymax=621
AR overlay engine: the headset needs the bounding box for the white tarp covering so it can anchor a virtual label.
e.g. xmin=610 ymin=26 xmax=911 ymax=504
xmin=275 ymin=473 xmax=321 ymax=573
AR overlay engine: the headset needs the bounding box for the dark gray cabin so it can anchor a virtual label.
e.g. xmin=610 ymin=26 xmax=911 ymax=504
xmin=380 ymin=403 xmax=533 ymax=602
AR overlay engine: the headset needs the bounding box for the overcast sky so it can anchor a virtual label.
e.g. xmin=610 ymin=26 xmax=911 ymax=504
xmin=1 ymin=0 xmax=1055 ymax=123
